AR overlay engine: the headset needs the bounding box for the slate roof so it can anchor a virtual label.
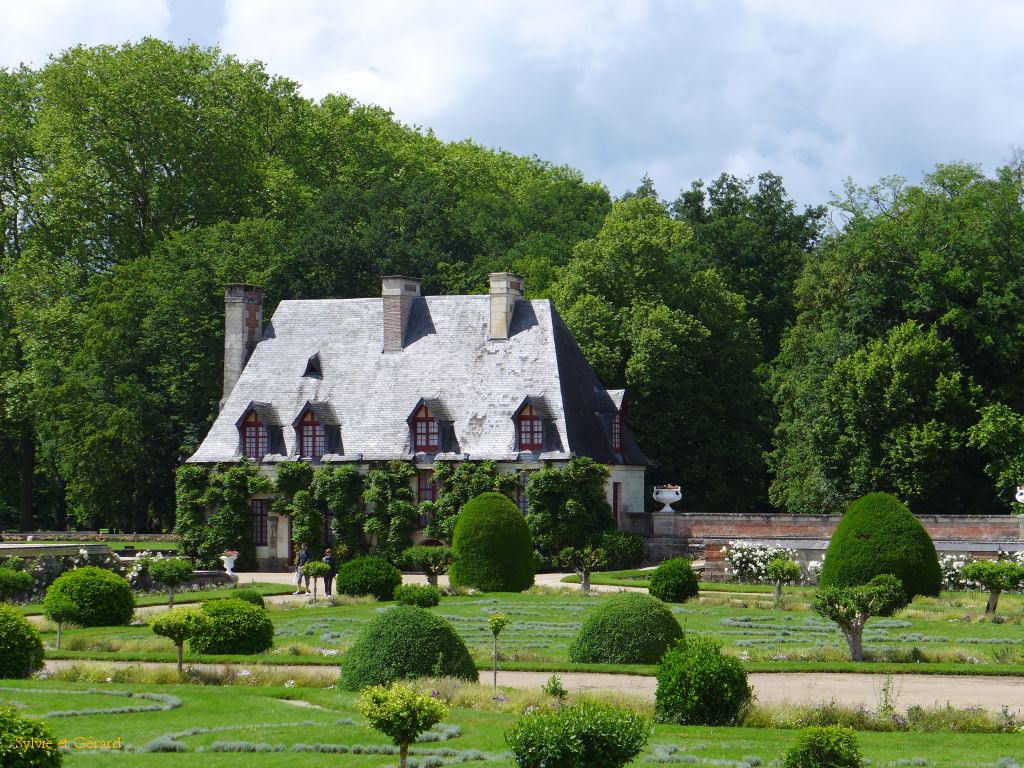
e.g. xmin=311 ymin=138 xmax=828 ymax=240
xmin=188 ymin=295 xmax=647 ymax=466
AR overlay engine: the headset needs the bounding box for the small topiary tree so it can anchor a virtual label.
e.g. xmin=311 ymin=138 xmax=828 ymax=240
xmin=336 ymin=556 xmax=402 ymax=600
xmin=147 ymin=558 xmax=194 ymax=607
xmin=301 ymin=560 xmax=331 ymax=604
xmin=782 ymin=725 xmax=863 ymax=768
xmin=233 ymin=588 xmax=266 ymax=607
xmin=568 ymin=592 xmax=682 ymax=664
xmin=43 ymin=566 xmax=135 ymax=627
xmin=450 ymin=492 xmax=535 ymax=592
xmin=189 ymin=598 xmax=274 ymax=655
xmin=813 ymin=574 xmax=908 ymax=662
xmin=767 ymin=556 xmax=802 ymax=609
xmin=649 ymin=558 xmax=700 ymax=603
xmin=819 ymin=492 xmax=941 ymax=598
xmin=554 ymin=545 xmax=606 ymax=593
xmin=505 ymin=700 xmax=651 ymax=768
xmin=0 ymin=705 xmax=63 ymax=768
xmin=0 ymin=568 xmax=32 ymax=602
xmin=655 ymin=634 xmax=751 ymax=725
xmin=0 ymin=604 xmax=44 ymax=679
xmin=393 ymin=583 xmax=442 ymax=608
xmin=340 ymin=605 xmax=477 ymax=690
xmin=961 ymin=559 xmax=1024 ymax=615
xmin=488 ymin=613 xmax=511 ymax=693
xmin=151 ymin=608 xmax=212 ymax=673
xmin=400 ymin=545 xmax=453 ymax=586
xmin=357 ymin=682 xmax=448 ymax=768
xmin=42 ymin=594 xmax=76 ymax=650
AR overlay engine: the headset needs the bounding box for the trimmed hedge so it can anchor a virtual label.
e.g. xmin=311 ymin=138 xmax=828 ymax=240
xmin=449 ymin=492 xmax=534 ymax=592
xmin=820 ymin=492 xmax=941 ymax=598
xmin=0 ymin=705 xmax=62 ymax=768
xmin=783 ymin=726 xmax=863 ymax=768
xmin=233 ymin=588 xmax=266 ymax=608
xmin=189 ymin=598 xmax=274 ymax=655
xmin=393 ymin=583 xmax=442 ymax=607
xmin=0 ymin=604 xmax=44 ymax=679
xmin=649 ymin=558 xmax=699 ymax=603
xmin=340 ymin=605 xmax=477 ymax=690
xmin=336 ymin=556 xmax=402 ymax=601
xmin=568 ymin=592 xmax=682 ymax=664
xmin=655 ymin=635 xmax=751 ymax=725
xmin=0 ymin=568 xmax=33 ymax=602
xmin=43 ymin=566 xmax=135 ymax=627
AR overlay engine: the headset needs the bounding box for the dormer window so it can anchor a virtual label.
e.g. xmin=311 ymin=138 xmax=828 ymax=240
xmin=413 ymin=405 xmax=439 ymax=452
xmin=517 ymin=404 xmax=544 ymax=451
xmin=242 ymin=411 xmax=268 ymax=459
xmin=299 ymin=410 xmax=326 ymax=460
xmin=303 ymin=352 xmax=322 ymax=378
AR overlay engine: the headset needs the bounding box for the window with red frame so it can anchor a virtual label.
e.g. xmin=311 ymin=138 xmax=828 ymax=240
xmin=611 ymin=412 xmax=623 ymax=453
xmin=299 ymin=410 xmax=326 ymax=460
xmin=413 ymin=405 xmax=439 ymax=452
xmin=517 ymin=404 xmax=544 ymax=451
xmin=252 ymin=499 xmax=268 ymax=546
xmin=242 ymin=411 xmax=268 ymax=459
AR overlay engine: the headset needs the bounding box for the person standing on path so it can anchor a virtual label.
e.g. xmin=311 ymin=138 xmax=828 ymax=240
xmin=323 ymin=548 xmax=337 ymax=597
xmin=294 ymin=543 xmax=311 ymax=594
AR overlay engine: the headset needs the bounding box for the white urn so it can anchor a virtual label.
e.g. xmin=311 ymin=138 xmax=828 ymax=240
xmin=653 ymin=485 xmax=682 ymax=513
xmin=220 ymin=554 xmax=238 ymax=576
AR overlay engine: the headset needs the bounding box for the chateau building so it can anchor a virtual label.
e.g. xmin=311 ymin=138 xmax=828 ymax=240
xmin=188 ymin=274 xmax=647 ymax=568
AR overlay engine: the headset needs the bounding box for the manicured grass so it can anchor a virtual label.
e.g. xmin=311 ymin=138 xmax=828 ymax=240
xmin=2 ymin=679 xmax=1022 ymax=767
xmin=11 ymin=539 xmax=182 ymax=552
xmin=18 ymin=583 xmax=294 ymax=616
xmin=40 ymin=589 xmax=1024 ymax=674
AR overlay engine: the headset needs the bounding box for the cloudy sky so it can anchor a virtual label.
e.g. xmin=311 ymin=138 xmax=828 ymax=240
xmin=4 ymin=0 xmax=1023 ymax=206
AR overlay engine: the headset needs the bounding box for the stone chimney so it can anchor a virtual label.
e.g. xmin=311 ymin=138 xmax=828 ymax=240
xmin=382 ymin=276 xmax=421 ymax=352
xmin=489 ymin=272 xmax=524 ymax=340
xmin=221 ymin=284 xmax=263 ymax=409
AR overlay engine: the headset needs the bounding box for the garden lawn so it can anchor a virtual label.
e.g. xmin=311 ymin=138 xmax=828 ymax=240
xmin=18 ymin=583 xmax=295 ymax=616
xmin=39 ymin=590 xmax=1024 ymax=673
xmin=0 ymin=679 xmax=1021 ymax=767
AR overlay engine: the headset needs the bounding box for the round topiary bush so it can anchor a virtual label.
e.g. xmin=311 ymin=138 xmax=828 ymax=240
xmin=568 ymin=592 xmax=682 ymax=664
xmin=819 ymin=492 xmax=941 ymax=598
xmin=189 ymin=598 xmax=274 ymax=655
xmin=0 ymin=568 xmax=33 ymax=602
xmin=0 ymin=604 xmax=44 ymax=679
xmin=0 ymin=705 xmax=63 ymax=767
xmin=649 ymin=558 xmax=699 ymax=603
xmin=336 ymin=556 xmax=402 ymax=601
xmin=655 ymin=635 xmax=751 ymax=725
xmin=783 ymin=726 xmax=863 ymax=768
xmin=393 ymin=583 xmax=442 ymax=607
xmin=340 ymin=605 xmax=477 ymax=690
xmin=233 ymin=588 xmax=266 ymax=608
xmin=449 ymin=492 xmax=534 ymax=592
xmin=43 ymin=566 xmax=134 ymax=627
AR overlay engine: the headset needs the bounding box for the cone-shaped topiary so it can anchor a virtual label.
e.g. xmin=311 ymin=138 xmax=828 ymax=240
xmin=0 ymin=604 xmax=44 ymax=679
xmin=568 ymin=592 xmax=682 ymax=664
xmin=819 ymin=492 xmax=941 ymax=598
xmin=449 ymin=492 xmax=534 ymax=592
xmin=340 ymin=605 xmax=478 ymax=690
xmin=43 ymin=566 xmax=135 ymax=627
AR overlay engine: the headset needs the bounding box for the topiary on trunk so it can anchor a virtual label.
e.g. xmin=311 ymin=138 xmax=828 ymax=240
xmin=449 ymin=492 xmax=534 ymax=592
xmin=819 ymin=492 xmax=941 ymax=598
xmin=43 ymin=566 xmax=135 ymax=627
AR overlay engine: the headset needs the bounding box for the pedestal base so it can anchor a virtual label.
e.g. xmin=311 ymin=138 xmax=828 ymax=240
xmin=651 ymin=511 xmax=677 ymax=537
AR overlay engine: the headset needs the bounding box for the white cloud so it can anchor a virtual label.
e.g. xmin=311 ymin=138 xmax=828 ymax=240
xmin=0 ymin=0 xmax=170 ymax=69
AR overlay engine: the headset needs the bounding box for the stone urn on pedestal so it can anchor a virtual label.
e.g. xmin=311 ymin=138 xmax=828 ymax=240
xmin=651 ymin=485 xmax=682 ymax=536
xmin=220 ymin=550 xmax=238 ymax=580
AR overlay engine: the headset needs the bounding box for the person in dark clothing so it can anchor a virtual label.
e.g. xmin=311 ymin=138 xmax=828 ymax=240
xmin=323 ymin=548 xmax=337 ymax=597
xmin=294 ymin=543 xmax=310 ymax=594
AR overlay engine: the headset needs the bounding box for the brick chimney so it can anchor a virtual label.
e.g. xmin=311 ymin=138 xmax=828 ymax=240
xmin=489 ymin=272 xmax=524 ymax=340
xmin=382 ymin=276 xmax=421 ymax=352
xmin=221 ymin=284 xmax=263 ymax=409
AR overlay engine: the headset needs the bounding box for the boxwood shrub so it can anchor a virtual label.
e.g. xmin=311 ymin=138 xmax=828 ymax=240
xmin=568 ymin=592 xmax=682 ymax=664
xmin=648 ymin=558 xmax=699 ymax=603
xmin=783 ymin=725 xmax=863 ymax=768
xmin=449 ymin=492 xmax=534 ymax=592
xmin=232 ymin=588 xmax=266 ymax=608
xmin=43 ymin=566 xmax=135 ymax=627
xmin=0 ymin=568 xmax=33 ymax=602
xmin=600 ymin=532 xmax=645 ymax=570
xmin=189 ymin=598 xmax=274 ymax=655
xmin=505 ymin=700 xmax=651 ymax=768
xmin=0 ymin=705 xmax=62 ymax=767
xmin=820 ymin=492 xmax=941 ymax=598
xmin=0 ymin=604 xmax=44 ymax=679
xmin=393 ymin=583 xmax=442 ymax=607
xmin=336 ymin=556 xmax=402 ymax=601
xmin=340 ymin=605 xmax=477 ymax=690
xmin=655 ymin=635 xmax=751 ymax=725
